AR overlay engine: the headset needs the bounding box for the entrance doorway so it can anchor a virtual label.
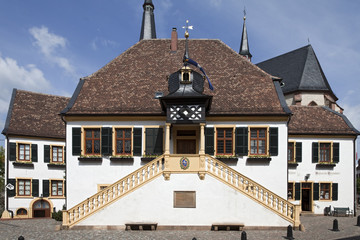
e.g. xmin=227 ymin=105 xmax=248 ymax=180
xmin=174 ymin=128 xmax=198 ymax=154
xmin=177 ymin=139 xmax=196 ymax=154
xmin=32 ymin=199 xmax=51 ymax=218
xmin=301 ymin=183 xmax=312 ymax=212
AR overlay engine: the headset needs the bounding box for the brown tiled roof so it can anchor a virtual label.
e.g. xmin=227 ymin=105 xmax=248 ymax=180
xmin=288 ymin=106 xmax=359 ymax=135
xmin=64 ymin=39 xmax=287 ymax=116
xmin=2 ymin=89 xmax=69 ymax=139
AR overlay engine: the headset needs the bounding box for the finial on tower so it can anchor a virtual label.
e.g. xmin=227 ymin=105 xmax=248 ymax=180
xmin=239 ymin=8 xmax=252 ymax=61
xmin=182 ymin=20 xmax=193 ymax=39
xmin=182 ymin=20 xmax=193 ymax=64
xmin=139 ymin=0 xmax=156 ymax=40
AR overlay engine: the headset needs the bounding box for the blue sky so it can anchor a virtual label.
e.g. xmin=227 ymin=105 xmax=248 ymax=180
xmin=0 ymin=0 xmax=359 ymax=149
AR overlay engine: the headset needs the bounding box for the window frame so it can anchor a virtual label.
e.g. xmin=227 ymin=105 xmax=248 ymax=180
xmin=248 ymin=126 xmax=269 ymax=156
xmin=319 ymin=142 xmax=331 ymax=163
xmin=319 ymin=182 xmax=332 ymax=201
xmin=50 ymin=179 xmax=65 ymax=197
xmin=288 ymin=182 xmax=295 ymax=200
xmin=51 ymin=145 xmax=64 ymax=164
xmin=216 ymin=128 xmax=234 ymax=155
xmin=288 ymin=141 xmax=296 ymax=163
xmin=114 ymin=127 xmax=133 ymax=156
xmin=16 ymin=178 xmax=32 ymax=197
xmin=17 ymin=142 xmax=31 ymax=162
xmin=82 ymin=127 xmax=101 ymax=156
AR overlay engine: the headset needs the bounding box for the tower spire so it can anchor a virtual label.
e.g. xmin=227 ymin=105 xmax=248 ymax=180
xmin=139 ymin=0 xmax=156 ymax=41
xmin=239 ymin=9 xmax=252 ymax=61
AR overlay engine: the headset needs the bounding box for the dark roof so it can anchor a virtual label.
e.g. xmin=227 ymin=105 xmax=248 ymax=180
xmin=288 ymin=106 xmax=359 ymax=135
xmin=2 ymin=89 xmax=70 ymax=139
xmin=257 ymin=45 xmax=337 ymax=100
xmin=63 ymin=39 xmax=288 ymax=116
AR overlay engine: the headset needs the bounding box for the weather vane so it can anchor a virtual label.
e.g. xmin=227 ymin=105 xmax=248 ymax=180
xmin=182 ymin=20 xmax=193 ymax=38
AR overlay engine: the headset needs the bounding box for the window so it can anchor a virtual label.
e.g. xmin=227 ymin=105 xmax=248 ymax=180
xmin=18 ymin=144 xmax=30 ymax=161
xmin=115 ymin=129 xmax=132 ymax=155
xmin=16 ymin=208 xmax=28 ymax=216
xmin=17 ymin=179 xmax=31 ymax=196
xmin=85 ymin=128 xmax=101 ymax=155
xmin=288 ymin=142 xmax=295 ymax=162
xmin=320 ymin=183 xmax=331 ymax=200
xmin=216 ymin=128 xmax=233 ymax=155
xmin=52 ymin=146 xmax=64 ymax=163
xmin=51 ymin=180 xmax=64 ymax=197
xmin=320 ymin=143 xmax=331 ymax=163
xmin=288 ymin=182 xmax=294 ymax=200
xmin=250 ymin=128 xmax=267 ymax=155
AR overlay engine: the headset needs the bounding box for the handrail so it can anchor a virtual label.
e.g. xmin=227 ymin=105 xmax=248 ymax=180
xmin=62 ymin=155 xmax=164 ymax=227
xmin=205 ymin=155 xmax=300 ymax=226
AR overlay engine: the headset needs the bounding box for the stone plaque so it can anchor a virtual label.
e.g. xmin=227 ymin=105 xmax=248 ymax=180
xmin=174 ymin=191 xmax=196 ymax=208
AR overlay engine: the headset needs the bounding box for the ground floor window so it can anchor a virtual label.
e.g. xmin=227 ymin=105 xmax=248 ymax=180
xmin=288 ymin=182 xmax=294 ymax=200
xmin=320 ymin=183 xmax=331 ymax=200
xmin=16 ymin=208 xmax=28 ymax=216
xmin=17 ymin=179 xmax=31 ymax=196
xmin=51 ymin=180 xmax=64 ymax=197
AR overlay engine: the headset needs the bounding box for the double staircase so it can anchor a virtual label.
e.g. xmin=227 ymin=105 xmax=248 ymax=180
xmin=63 ymin=155 xmax=300 ymax=228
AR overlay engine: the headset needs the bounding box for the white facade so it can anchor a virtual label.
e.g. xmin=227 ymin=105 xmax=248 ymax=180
xmin=288 ymin=136 xmax=355 ymax=214
xmin=4 ymin=136 xmax=66 ymax=218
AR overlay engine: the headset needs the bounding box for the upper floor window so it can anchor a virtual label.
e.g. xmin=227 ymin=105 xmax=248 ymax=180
xmin=250 ymin=128 xmax=267 ymax=155
xmin=116 ymin=129 xmax=132 ymax=155
xmin=288 ymin=142 xmax=295 ymax=162
xmin=216 ymin=128 xmax=233 ymax=155
xmin=85 ymin=128 xmax=101 ymax=155
xmin=52 ymin=146 xmax=63 ymax=163
xmin=18 ymin=144 xmax=30 ymax=161
xmin=18 ymin=179 xmax=31 ymax=196
xmin=319 ymin=143 xmax=331 ymax=163
xmin=312 ymin=142 xmax=339 ymax=164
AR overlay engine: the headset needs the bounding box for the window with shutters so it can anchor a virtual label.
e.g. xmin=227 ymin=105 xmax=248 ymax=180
xmin=51 ymin=146 xmax=64 ymax=163
xmin=84 ymin=128 xmax=101 ymax=155
xmin=115 ymin=128 xmax=132 ymax=155
xmin=250 ymin=128 xmax=267 ymax=156
xmin=17 ymin=179 xmax=31 ymax=196
xmin=313 ymin=142 xmax=339 ymax=164
xmin=288 ymin=182 xmax=295 ymax=200
xmin=18 ymin=143 xmax=30 ymax=161
xmin=288 ymin=142 xmax=295 ymax=162
xmin=50 ymin=180 xmax=64 ymax=197
xmin=216 ymin=128 xmax=233 ymax=155
xmin=320 ymin=183 xmax=331 ymax=200
xmin=145 ymin=127 xmax=163 ymax=156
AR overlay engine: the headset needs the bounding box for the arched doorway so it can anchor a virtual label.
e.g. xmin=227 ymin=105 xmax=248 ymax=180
xmin=32 ymin=199 xmax=51 ymax=218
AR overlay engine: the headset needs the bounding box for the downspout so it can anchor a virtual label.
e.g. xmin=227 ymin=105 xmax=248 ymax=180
xmin=354 ymin=137 xmax=357 ymax=216
xmin=5 ymin=134 xmax=12 ymax=217
xmin=61 ymin=115 xmax=67 ymax=210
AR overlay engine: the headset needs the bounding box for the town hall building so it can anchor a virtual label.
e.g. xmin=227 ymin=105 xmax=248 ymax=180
xmin=2 ymin=0 xmax=358 ymax=230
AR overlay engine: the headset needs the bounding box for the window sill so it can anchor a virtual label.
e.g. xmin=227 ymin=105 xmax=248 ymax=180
xmin=110 ymin=157 xmax=134 ymax=161
xmin=247 ymin=157 xmax=272 ymax=161
xmin=78 ymin=157 xmax=102 ymax=161
xmin=14 ymin=196 xmax=34 ymax=199
xmin=47 ymin=163 xmax=65 ymax=167
xmin=13 ymin=162 xmax=34 ymax=167
xmin=48 ymin=196 xmax=65 ymax=199
xmin=288 ymin=162 xmax=299 ymax=166
xmin=316 ymin=163 xmax=336 ymax=167
xmin=141 ymin=157 xmax=156 ymax=162
xmin=216 ymin=157 xmax=238 ymax=161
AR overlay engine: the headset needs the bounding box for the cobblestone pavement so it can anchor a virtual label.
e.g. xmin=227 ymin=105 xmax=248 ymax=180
xmin=1 ymin=215 xmax=360 ymax=240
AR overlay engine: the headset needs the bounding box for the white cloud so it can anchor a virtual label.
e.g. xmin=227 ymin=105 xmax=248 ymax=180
xmin=90 ymin=37 xmax=119 ymax=51
xmin=0 ymin=55 xmax=51 ymax=114
xmin=209 ymin=0 xmax=223 ymax=7
xmin=29 ymin=26 xmax=75 ymax=75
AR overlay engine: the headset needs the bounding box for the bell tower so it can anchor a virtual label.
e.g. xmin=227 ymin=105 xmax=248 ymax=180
xmin=139 ymin=0 xmax=157 ymax=40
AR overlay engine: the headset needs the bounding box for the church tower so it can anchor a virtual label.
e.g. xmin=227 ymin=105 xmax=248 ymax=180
xmin=239 ymin=13 xmax=252 ymax=61
xmin=139 ymin=0 xmax=156 ymax=40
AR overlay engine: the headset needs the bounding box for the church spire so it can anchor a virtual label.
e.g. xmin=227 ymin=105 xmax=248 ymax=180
xmin=239 ymin=10 xmax=252 ymax=61
xmin=139 ymin=0 xmax=156 ymax=40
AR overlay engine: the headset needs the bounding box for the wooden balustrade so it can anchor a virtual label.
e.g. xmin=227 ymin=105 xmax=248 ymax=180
xmin=63 ymin=155 xmax=164 ymax=228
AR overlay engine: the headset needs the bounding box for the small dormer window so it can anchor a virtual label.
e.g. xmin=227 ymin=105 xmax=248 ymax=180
xmin=181 ymin=67 xmax=192 ymax=84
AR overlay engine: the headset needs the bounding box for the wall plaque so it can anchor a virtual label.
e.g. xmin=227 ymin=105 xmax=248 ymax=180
xmin=174 ymin=191 xmax=196 ymax=208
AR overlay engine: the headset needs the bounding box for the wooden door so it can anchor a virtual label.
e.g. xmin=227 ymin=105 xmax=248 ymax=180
xmin=177 ymin=139 xmax=196 ymax=154
xmin=301 ymin=183 xmax=312 ymax=211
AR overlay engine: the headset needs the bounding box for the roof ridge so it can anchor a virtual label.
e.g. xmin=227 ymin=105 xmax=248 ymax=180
xmin=16 ymin=89 xmax=70 ymax=99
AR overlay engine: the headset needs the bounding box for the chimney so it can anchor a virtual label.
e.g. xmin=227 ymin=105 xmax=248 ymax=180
xmin=171 ymin=28 xmax=178 ymax=52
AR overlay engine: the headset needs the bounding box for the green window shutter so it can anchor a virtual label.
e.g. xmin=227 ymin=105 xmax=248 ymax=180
xmin=313 ymin=183 xmax=319 ymax=201
xmin=295 ymin=142 xmax=302 ymax=163
xmin=154 ymin=128 xmax=163 ymax=155
xmin=72 ymin=127 xmax=81 ymax=156
xmin=235 ymin=127 xmax=248 ymax=156
xmin=205 ymin=127 xmax=214 ymax=155
xmin=64 ymin=180 xmax=66 ymax=197
xmin=44 ymin=145 xmax=50 ymax=163
xmin=294 ymin=183 xmax=301 ymax=200
xmin=64 ymin=146 xmax=66 ymax=163
xmin=269 ymin=127 xmax=278 ymax=156
xmin=312 ymin=142 xmax=319 ymax=163
xmin=43 ymin=180 xmax=50 ymax=197
xmin=332 ymin=183 xmax=338 ymax=201
xmin=333 ymin=142 xmax=339 ymax=163
xmin=101 ymin=127 xmax=112 ymax=156
xmin=31 ymin=144 xmax=38 ymax=162
xmin=10 ymin=143 xmax=16 ymax=161
xmin=7 ymin=179 xmax=16 ymax=197
xmin=145 ymin=128 xmax=163 ymax=155
xmin=32 ymin=179 xmax=39 ymax=197
xmin=133 ymin=128 xmax=142 ymax=156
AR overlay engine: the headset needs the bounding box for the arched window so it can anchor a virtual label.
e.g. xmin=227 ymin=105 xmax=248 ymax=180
xmin=308 ymin=101 xmax=318 ymax=106
xmin=16 ymin=208 xmax=28 ymax=216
